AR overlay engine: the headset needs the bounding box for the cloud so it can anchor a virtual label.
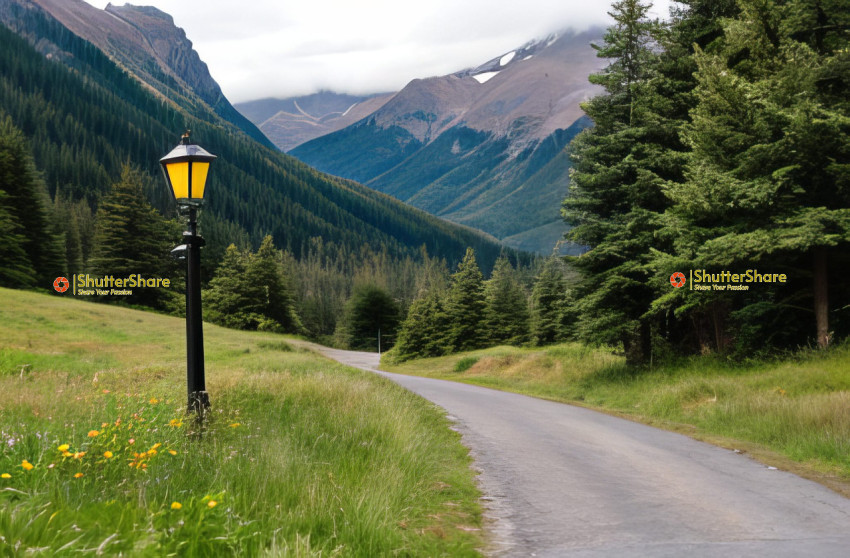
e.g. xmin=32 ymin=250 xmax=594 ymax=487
xmin=84 ymin=0 xmax=673 ymax=102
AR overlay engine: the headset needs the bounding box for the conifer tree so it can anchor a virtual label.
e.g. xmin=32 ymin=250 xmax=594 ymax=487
xmin=562 ymin=0 xmax=663 ymax=364
xmin=88 ymin=164 xmax=179 ymax=309
xmin=52 ymin=193 xmax=85 ymax=278
xmin=0 ymin=115 xmax=63 ymax=287
xmin=0 ymin=190 xmax=36 ymax=287
xmin=444 ymin=247 xmax=487 ymax=352
xmin=637 ymin=0 xmax=740 ymax=354
xmin=664 ymin=0 xmax=850 ymax=350
xmin=393 ymin=289 xmax=451 ymax=360
xmin=246 ymin=235 xmax=302 ymax=333
xmin=204 ymin=244 xmax=265 ymax=329
xmin=335 ymin=283 xmax=400 ymax=351
xmin=531 ymin=257 xmax=570 ymax=346
xmin=484 ymin=255 xmax=530 ymax=346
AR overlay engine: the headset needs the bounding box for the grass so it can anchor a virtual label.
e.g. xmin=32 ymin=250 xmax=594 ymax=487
xmin=382 ymin=342 xmax=850 ymax=496
xmin=0 ymin=288 xmax=483 ymax=556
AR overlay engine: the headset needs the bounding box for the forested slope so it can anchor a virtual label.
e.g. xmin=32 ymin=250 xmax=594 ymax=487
xmin=0 ymin=12 xmax=511 ymax=273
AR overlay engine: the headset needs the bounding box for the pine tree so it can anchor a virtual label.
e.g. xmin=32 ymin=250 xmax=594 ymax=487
xmin=204 ymin=244 xmax=266 ymax=329
xmin=0 ymin=115 xmax=63 ymax=287
xmin=562 ymin=0 xmax=663 ymax=364
xmin=52 ymin=192 xmax=85 ymax=277
xmin=445 ymin=247 xmax=487 ymax=352
xmin=531 ymin=257 xmax=570 ymax=346
xmin=88 ymin=164 xmax=179 ymax=309
xmin=245 ymin=235 xmax=302 ymax=333
xmin=394 ymin=289 xmax=451 ymax=360
xmin=639 ymin=0 xmax=740 ymax=354
xmin=335 ymin=283 xmax=400 ymax=351
xmin=484 ymin=255 xmax=530 ymax=346
xmin=664 ymin=0 xmax=850 ymax=351
xmin=0 ymin=189 xmax=36 ymax=287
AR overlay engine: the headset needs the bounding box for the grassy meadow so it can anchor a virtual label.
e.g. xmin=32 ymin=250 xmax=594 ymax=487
xmin=0 ymin=288 xmax=483 ymax=556
xmin=383 ymin=342 xmax=850 ymax=496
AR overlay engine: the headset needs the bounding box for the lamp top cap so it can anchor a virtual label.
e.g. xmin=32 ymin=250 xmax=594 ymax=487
xmin=159 ymin=137 xmax=216 ymax=164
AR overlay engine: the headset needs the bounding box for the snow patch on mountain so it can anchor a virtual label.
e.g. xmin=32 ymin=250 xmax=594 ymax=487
xmin=473 ymin=71 xmax=500 ymax=84
xmin=456 ymin=31 xmax=560 ymax=82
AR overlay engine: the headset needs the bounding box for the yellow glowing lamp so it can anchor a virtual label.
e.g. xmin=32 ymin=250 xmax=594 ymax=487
xmin=159 ymin=132 xmax=216 ymax=205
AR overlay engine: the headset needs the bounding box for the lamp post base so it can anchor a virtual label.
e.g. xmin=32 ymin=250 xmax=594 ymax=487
xmin=188 ymin=391 xmax=210 ymax=414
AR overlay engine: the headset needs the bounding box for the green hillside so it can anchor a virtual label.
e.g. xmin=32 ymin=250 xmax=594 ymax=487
xmin=291 ymin=117 xmax=591 ymax=254
xmin=0 ymin=13 xmax=511 ymax=271
xmin=0 ymin=287 xmax=483 ymax=555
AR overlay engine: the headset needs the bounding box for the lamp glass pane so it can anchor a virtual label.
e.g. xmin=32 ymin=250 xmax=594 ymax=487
xmin=190 ymin=162 xmax=210 ymax=199
xmin=165 ymin=161 xmax=189 ymax=199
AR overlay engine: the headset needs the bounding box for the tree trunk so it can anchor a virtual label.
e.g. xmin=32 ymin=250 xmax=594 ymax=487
xmin=623 ymin=321 xmax=651 ymax=367
xmin=813 ymin=247 xmax=829 ymax=349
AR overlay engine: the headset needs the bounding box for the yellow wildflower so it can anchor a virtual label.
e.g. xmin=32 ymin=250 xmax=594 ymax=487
xmin=73 ymin=452 xmax=86 ymax=459
xmin=21 ymin=460 xmax=34 ymax=471
xmin=88 ymin=430 xmax=100 ymax=438
xmin=169 ymin=419 xmax=183 ymax=427
xmin=62 ymin=451 xmax=73 ymax=457
xmin=168 ymin=450 xmax=177 ymax=456
xmin=207 ymin=500 xmax=217 ymax=508
xmin=57 ymin=444 xmax=70 ymax=452
xmin=149 ymin=398 xmax=159 ymax=404
xmin=74 ymin=473 xmax=84 ymax=478
xmin=151 ymin=443 xmax=162 ymax=450
xmin=229 ymin=423 xmax=241 ymax=428
xmin=1 ymin=473 xmax=10 ymax=479
xmin=170 ymin=502 xmax=182 ymax=510
xmin=104 ymin=451 xmax=114 ymax=459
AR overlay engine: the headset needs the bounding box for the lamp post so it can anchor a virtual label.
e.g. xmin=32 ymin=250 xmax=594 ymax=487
xmin=160 ymin=132 xmax=216 ymax=415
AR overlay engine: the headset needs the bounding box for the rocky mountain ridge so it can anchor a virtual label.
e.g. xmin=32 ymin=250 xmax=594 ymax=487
xmin=286 ymin=29 xmax=605 ymax=253
xmin=0 ymin=0 xmax=271 ymax=148
xmin=236 ymin=91 xmax=394 ymax=152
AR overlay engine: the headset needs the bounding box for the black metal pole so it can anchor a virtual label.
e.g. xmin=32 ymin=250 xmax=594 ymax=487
xmin=185 ymin=206 xmax=209 ymax=414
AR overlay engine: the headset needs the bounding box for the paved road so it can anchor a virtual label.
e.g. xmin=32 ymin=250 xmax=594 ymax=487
xmin=316 ymin=347 xmax=850 ymax=557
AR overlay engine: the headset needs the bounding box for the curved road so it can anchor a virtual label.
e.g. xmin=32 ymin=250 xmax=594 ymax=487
xmin=317 ymin=347 xmax=850 ymax=557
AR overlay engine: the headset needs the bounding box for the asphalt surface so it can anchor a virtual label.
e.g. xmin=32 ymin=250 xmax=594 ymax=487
xmin=316 ymin=347 xmax=850 ymax=557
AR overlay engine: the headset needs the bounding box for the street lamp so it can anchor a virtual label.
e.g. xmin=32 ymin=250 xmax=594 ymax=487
xmin=160 ymin=131 xmax=216 ymax=415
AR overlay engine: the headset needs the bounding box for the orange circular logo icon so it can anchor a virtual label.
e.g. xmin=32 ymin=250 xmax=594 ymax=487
xmin=670 ymin=272 xmax=686 ymax=288
xmin=53 ymin=276 xmax=70 ymax=293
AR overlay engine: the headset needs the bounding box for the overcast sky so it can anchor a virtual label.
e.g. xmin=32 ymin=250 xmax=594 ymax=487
xmin=84 ymin=0 xmax=673 ymax=103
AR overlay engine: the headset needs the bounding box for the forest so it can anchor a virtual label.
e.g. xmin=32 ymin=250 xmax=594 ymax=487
xmin=391 ymin=0 xmax=850 ymax=363
xmin=0 ymin=8 xmax=521 ymax=342
xmin=557 ymin=0 xmax=850 ymax=364
xmin=1 ymin=0 xmax=848 ymax=365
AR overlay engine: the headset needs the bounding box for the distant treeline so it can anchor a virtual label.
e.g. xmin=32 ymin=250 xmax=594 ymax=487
xmin=0 ymin=114 xmax=539 ymax=340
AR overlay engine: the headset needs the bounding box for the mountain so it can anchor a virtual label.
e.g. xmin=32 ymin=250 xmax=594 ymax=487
xmin=235 ymin=91 xmax=394 ymax=152
xmin=0 ymin=0 xmax=272 ymax=149
xmin=288 ymin=30 xmax=606 ymax=254
xmin=0 ymin=0 xmax=513 ymax=273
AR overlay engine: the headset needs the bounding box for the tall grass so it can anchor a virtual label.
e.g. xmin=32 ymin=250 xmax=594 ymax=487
xmin=0 ymin=288 xmax=482 ymax=555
